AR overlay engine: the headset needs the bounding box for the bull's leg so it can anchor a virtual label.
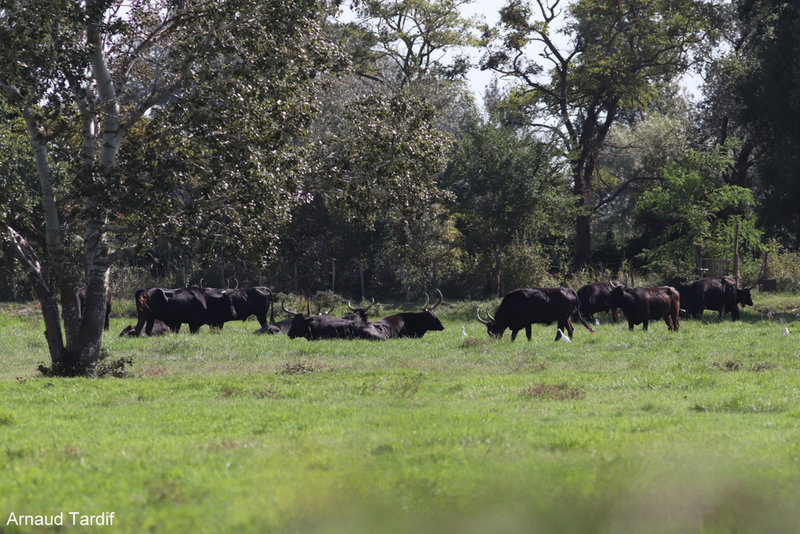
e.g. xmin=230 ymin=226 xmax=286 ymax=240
xmin=144 ymin=318 xmax=154 ymax=336
xmin=566 ymin=319 xmax=574 ymax=338
xmin=612 ymin=308 xmax=618 ymax=322
xmin=731 ymin=304 xmax=740 ymax=321
xmin=664 ymin=315 xmax=673 ymax=330
xmin=510 ymin=329 xmax=519 ymax=341
xmin=525 ymin=325 xmax=532 ymax=341
xmin=628 ymin=320 xmax=635 ymax=331
xmin=189 ymin=322 xmax=201 ymax=334
xmin=642 ymin=320 xmax=649 ymax=331
xmin=133 ymin=317 xmax=148 ymax=336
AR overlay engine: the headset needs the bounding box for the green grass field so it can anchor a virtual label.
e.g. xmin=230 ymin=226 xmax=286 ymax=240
xmin=2 ymin=293 xmax=800 ymax=533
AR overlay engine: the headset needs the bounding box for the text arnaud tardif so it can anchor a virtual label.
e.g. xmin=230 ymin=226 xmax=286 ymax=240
xmin=7 ymin=511 xmax=115 ymax=527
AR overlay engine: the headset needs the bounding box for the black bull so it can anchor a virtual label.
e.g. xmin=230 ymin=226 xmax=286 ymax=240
xmin=120 ymin=319 xmax=171 ymax=337
xmin=616 ymin=285 xmax=680 ymax=331
xmin=134 ymin=287 xmax=237 ymax=335
xmin=577 ymin=281 xmax=624 ymax=323
xmin=287 ymin=291 xmax=445 ymax=340
xmin=209 ymin=287 xmax=273 ymax=329
xmin=476 ymin=287 xmax=595 ymax=341
xmin=677 ymin=277 xmax=748 ymax=321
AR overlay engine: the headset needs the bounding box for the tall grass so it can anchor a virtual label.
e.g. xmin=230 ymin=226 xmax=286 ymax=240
xmin=1 ymin=293 xmax=800 ymax=533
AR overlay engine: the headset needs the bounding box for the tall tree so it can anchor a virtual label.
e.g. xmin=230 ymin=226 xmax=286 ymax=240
xmin=0 ymin=0 xmax=338 ymax=375
xmin=352 ymin=0 xmax=481 ymax=87
xmin=482 ymin=0 xmax=713 ymax=266
xmin=633 ymin=145 xmax=760 ymax=277
xmin=737 ymin=0 xmax=800 ymax=245
xmin=441 ymin=113 xmax=575 ymax=295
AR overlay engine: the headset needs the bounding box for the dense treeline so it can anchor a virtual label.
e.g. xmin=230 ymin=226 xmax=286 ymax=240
xmin=1 ymin=0 xmax=799 ymax=372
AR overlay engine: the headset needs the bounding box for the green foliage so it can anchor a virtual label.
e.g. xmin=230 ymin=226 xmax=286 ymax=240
xmin=353 ymin=0 xmax=481 ymax=85
xmin=634 ymin=146 xmax=761 ymax=273
xmin=483 ymin=0 xmax=715 ymax=265
xmin=441 ymin=115 xmax=575 ymax=292
xmin=316 ymin=89 xmax=452 ymax=228
xmin=737 ymin=0 xmax=800 ymax=245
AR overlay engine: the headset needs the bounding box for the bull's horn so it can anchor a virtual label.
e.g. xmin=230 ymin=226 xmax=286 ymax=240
xmin=422 ymin=292 xmax=430 ymax=309
xmin=282 ymin=301 xmax=301 ymax=316
xmin=476 ymin=308 xmax=489 ymax=325
xmin=430 ymin=289 xmax=443 ymax=310
xmin=364 ymin=297 xmax=375 ymax=311
xmin=347 ymin=300 xmax=357 ymax=311
xmin=487 ymin=309 xmax=495 ymax=321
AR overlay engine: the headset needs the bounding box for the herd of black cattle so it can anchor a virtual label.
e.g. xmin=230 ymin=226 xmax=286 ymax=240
xmin=95 ymin=276 xmax=754 ymax=343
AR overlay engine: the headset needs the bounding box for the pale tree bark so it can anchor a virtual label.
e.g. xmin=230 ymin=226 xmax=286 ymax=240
xmin=1 ymin=1 xmax=128 ymax=375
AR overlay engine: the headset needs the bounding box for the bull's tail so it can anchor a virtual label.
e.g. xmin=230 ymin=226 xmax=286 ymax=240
xmin=571 ymin=288 xmax=596 ymax=333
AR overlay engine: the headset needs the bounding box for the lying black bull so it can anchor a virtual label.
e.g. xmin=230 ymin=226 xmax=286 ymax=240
xmin=286 ymin=290 xmax=445 ymax=340
xmin=477 ymin=287 xmax=595 ymax=341
xmin=119 ymin=319 xmax=171 ymax=337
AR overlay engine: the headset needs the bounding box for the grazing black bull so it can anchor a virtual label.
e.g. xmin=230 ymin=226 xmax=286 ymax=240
xmin=134 ymin=287 xmax=236 ymax=335
xmin=576 ymin=281 xmax=624 ymax=323
xmin=615 ymin=285 xmax=680 ymax=331
xmin=476 ymin=287 xmax=595 ymax=341
xmin=677 ymin=277 xmax=742 ymax=321
xmin=738 ymin=286 xmax=754 ymax=308
xmin=76 ymin=287 xmax=113 ymax=331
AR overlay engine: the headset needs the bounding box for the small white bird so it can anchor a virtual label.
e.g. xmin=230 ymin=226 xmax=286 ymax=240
xmin=594 ymin=318 xmax=600 ymax=326
xmin=784 ymin=326 xmax=790 ymax=336
xmin=795 ymin=313 xmax=800 ymax=320
xmin=767 ymin=310 xmax=774 ymax=319
xmin=461 ymin=326 xmax=468 ymax=340
xmin=557 ymin=329 xmax=572 ymax=343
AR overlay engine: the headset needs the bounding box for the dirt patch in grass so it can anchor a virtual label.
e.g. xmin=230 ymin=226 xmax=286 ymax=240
xmin=713 ymin=359 xmax=742 ymax=372
xmin=521 ymin=383 xmax=585 ymax=401
xmin=280 ymin=360 xmax=324 ymax=375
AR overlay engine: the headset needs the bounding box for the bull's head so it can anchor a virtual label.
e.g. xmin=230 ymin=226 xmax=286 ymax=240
xmin=475 ymin=308 xmax=503 ymax=338
xmin=282 ymin=302 xmax=311 ymax=339
xmin=346 ymin=297 xmax=375 ymax=322
xmin=738 ymin=287 xmax=754 ymax=307
xmin=422 ymin=289 xmax=443 ymax=312
xmin=422 ymin=289 xmax=445 ymax=332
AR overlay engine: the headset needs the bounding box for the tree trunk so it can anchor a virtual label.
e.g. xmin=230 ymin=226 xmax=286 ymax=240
xmin=573 ymin=162 xmax=594 ymax=268
xmin=494 ymin=248 xmax=503 ymax=298
xmin=78 ymin=214 xmax=111 ymax=377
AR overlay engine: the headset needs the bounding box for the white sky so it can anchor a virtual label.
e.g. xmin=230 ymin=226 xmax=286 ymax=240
xmin=458 ymin=0 xmax=504 ymax=104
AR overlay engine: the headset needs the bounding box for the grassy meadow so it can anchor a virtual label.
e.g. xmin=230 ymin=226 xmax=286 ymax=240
xmin=2 ymin=293 xmax=800 ymax=533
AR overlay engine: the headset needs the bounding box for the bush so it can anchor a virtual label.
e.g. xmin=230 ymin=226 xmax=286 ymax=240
xmin=503 ymin=241 xmax=557 ymax=290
